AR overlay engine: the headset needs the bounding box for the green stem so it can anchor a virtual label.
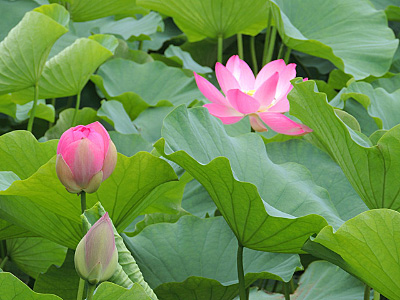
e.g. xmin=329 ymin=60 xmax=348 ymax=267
xmin=27 ymin=82 xmax=39 ymax=132
xmin=289 ymin=278 xmax=295 ymax=293
xmin=86 ymin=283 xmax=96 ymax=300
xmin=217 ymin=34 xmax=224 ymax=63
xmin=237 ymin=34 xmax=244 ymax=59
xmin=283 ymin=282 xmax=291 ymax=300
xmin=71 ymin=92 xmax=81 ymax=127
xmin=262 ymin=10 xmax=272 ymax=65
xmin=284 ymin=47 xmax=292 ymax=64
xmin=272 ymin=280 xmax=278 ymax=292
xmin=364 ymin=284 xmax=370 ymax=300
xmin=265 ymin=26 xmax=277 ymax=64
xmin=138 ymin=40 xmax=143 ymax=51
xmin=373 ymin=290 xmax=380 ymax=300
xmin=250 ymin=36 xmax=258 ymax=74
xmin=49 ymin=98 xmax=56 ymax=129
xmin=237 ymin=242 xmax=247 ymax=300
xmin=0 ymin=256 xmax=9 ymax=269
xmin=80 ymin=191 xmax=86 ymax=215
xmin=76 ymin=278 xmax=85 ymax=300
xmin=277 ymin=43 xmax=285 ymax=60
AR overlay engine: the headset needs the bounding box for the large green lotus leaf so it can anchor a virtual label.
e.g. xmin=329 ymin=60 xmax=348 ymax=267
xmin=51 ymin=0 xmax=142 ymax=22
xmin=16 ymin=100 xmax=55 ymax=123
xmin=343 ymin=99 xmax=379 ymax=136
xmin=271 ymin=0 xmax=398 ymax=80
xmin=240 ymin=261 xmax=367 ymax=299
xmin=154 ymin=105 xmax=343 ymax=253
xmin=0 ymin=218 xmax=36 ymax=240
xmin=109 ymin=132 xmax=152 ymax=157
xmin=91 ymin=59 xmax=204 ymax=119
xmin=12 ymin=34 xmax=118 ymax=104
xmin=0 ymin=0 xmax=39 ymax=41
xmin=0 ymin=4 xmax=69 ymax=93
xmin=289 ymin=80 xmax=400 ymax=210
xmin=6 ymin=237 xmax=67 ymax=279
xmin=34 ymin=250 xmax=79 ymax=300
xmin=0 ymin=131 xmax=57 ymax=179
xmin=0 ymin=151 xmax=177 ymax=247
xmin=137 ymin=0 xmax=269 ymax=41
xmin=164 ymin=45 xmax=212 ymax=74
xmin=128 ymin=216 xmax=302 ymax=300
xmin=44 ymin=107 xmax=100 ymax=140
xmin=0 ymin=272 xmax=62 ymax=299
xmin=181 ymin=178 xmax=216 ymax=217
xmin=266 ymin=140 xmax=368 ymax=221
xmin=96 ymin=12 xmax=163 ymax=41
xmin=0 ymin=94 xmax=16 ymax=118
xmin=331 ymin=81 xmax=400 ymax=130
xmin=370 ymin=0 xmax=400 ymax=21
xmin=98 ymin=100 xmax=138 ymax=134
xmin=311 ymin=209 xmax=400 ymax=300
xmin=94 ymin=282 xmax=151 ymax=300
xmin=142 ymin=18 xmax=183 ymax=52
xmin=371 ymin=73 xmax=400 ymax=93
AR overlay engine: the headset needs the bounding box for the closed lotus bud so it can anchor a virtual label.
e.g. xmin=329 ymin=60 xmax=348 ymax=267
xmin=74 ymin=213 xmax=118 ymax=285
xmin=56 ymin=121 xmax=117 ymax=194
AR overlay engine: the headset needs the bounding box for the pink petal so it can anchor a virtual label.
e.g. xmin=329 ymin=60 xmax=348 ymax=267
xmin=87 ymin=122 xmax=110 ymax=157
xmin=226 ymin=55 xmax=255 ymax=91
xmin=203 ymin=103 xmax=242 ymax=118
xmin=194 ymin=72 xmax=226 ymax=105
xmin=253 ymin=72 xmax=279 ymax=109
xmin=258 ymin=112 xmax=312 ymax=136
xmin=217 ymin=115 xmax=244 ymax=124
xmin=276 ymin=63 xmax=296 ymax=100
xmin=226 ymin=89 xmax=260 ymax=114
xmin=249 ymin=115 xmax=267 ymax=132
xmin=215 ymin=62 xmax=240 ymax=95
xmin=62 ymin=138 xmax=104 ymax=187
xmin=255 ymin=59 xmax=286 ymax=90
xmin=268 ymin=98 xmax=289 ymax=113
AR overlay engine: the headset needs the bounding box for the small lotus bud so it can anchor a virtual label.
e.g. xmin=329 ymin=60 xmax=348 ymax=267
xmin=56 ymin=121 xmax=117 ymax=194
xmin=74 ymin=212 xmax=118 ymax=285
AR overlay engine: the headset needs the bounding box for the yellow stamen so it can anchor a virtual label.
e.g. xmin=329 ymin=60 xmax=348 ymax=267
xmin=245 ymin=89 xmax=255 ymax=96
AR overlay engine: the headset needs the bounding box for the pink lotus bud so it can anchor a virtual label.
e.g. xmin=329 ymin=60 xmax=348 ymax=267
xmin=74 ymin=212 xmax=118 ymax=285
xmin=56 ymin=121 xmax=117 ymax=194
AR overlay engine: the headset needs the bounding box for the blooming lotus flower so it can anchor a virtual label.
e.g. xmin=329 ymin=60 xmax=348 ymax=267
xmin=74 ymin=212 xmax=118 ymax=285
xmin=56 ymin=121 xmax=117 ymax=194
xmin=194 ymin=55 xmax=312 ymax=135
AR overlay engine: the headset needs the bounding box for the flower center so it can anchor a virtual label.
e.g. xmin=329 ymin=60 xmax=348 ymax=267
xmin=245 ymin=89 xmax=255 ymax=96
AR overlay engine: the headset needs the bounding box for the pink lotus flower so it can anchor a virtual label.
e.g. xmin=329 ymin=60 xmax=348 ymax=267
xmin=74 ymin=212 xmax=118 ymax=284
xmin=194 ymin=55 xmax=312 ymax=135
xmin=56 ymin=121 xmax=117 ymax=194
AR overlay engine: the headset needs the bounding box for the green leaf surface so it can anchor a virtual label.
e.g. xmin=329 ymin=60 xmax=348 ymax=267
xmin=91 ymin=59 xmax=204 ymax=119
xmin=331 ymin=81 xmax=400 ymax=130
xmin=241 ymin=261 xmax=367 ymax=299
xmin=94 ymin=282 xmax=151 ymax=300
xmin=271 ymin=0 xmax=398 ymax=79
xmin=129 ymin=215 xmax=302 ymax=300
xmin=44 ymin=108 xmax=100 ymax=140
xmin=0 ymin=94 xmax=16 ymax=118
xmin=0 ymin=4 xmax=69 ymax=93
xmin=109 ymin=132 xmax=152 ymax=157
xmin=154 ymin=105 xmax=343 ymax=253
xmin=7 ymin=237 xmax=67 ymax=279
xmin=137 ymin=0 xmax=269 ymax=41
xmin=0 ymin=272 xmax=62 ymax=299
xmin=289 ymin=80 xmax=400 ymax=210
xmin=371 ymin=73 xmax=400 ymax=93
xmin=266 ymin=140 xmax=368 ymax=221
xmin=0 ymin=218 xmax=36 ymax=240
xmin=181 ymin=178 xmax=216 ymax=217
xmin=370 ymin=0 xmax=400 ymax=21
xmin=16 ymin=100 xmax=55 ymax=123
xmin=34 ymin=250 xmax=79 ymax=300
xmin=12 ymin=34 xmax=118 ymax=104
xmin=313 ymin=209 xmax=400 ymax=300
xmin=98 ymin=100 xmax=138 ymax=134
xmin=165 ymin=45 xmax=212 ymax=74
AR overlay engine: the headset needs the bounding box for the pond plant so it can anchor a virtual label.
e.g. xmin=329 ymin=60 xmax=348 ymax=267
xmin=0 ymin=0 xmax=399 ymax=300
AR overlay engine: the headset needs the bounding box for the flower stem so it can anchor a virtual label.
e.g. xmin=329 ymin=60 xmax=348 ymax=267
xmin=71 ymin=92 xmax=81 ymax=127
xmin=373 ymin=290 xmax=380 ymax=300
xmin=80 ymin=191 xmax=86 ymax=215
xmin=27 ymin=82 xmax=39 ymax=132
xmin=49 ymin=98 xmax=56 ymax=129
xmin=364 ymin=284 xmax=370 ymax=300
xmin=0 ymin=256 xmax=8 ymax=269
xmin=284 ymin=47 xmax=292 ymax=64
xmin=86 ymin=283 xmax=96 ymax=300
xmin=265 ymin=26 xmax=277 ymax=64
xmin=237 ymin=34 xmax=244 ymax=59
xmin=218 ymin=34 xmax=224 ymax=63
xmin=283 ymin=282 xmax=291 ymax=300
xmin=237 ymin=242 xmax=247 ymax=300
xmin=262 ymin=10 xmax=272 ymax=65
xmin=277 ymin=43 xmax=285 ymax=60
xmin=76 ymin=278 xmax=85 ymax=300
xmin=250 ymin=36 xmax=258 ymax=74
